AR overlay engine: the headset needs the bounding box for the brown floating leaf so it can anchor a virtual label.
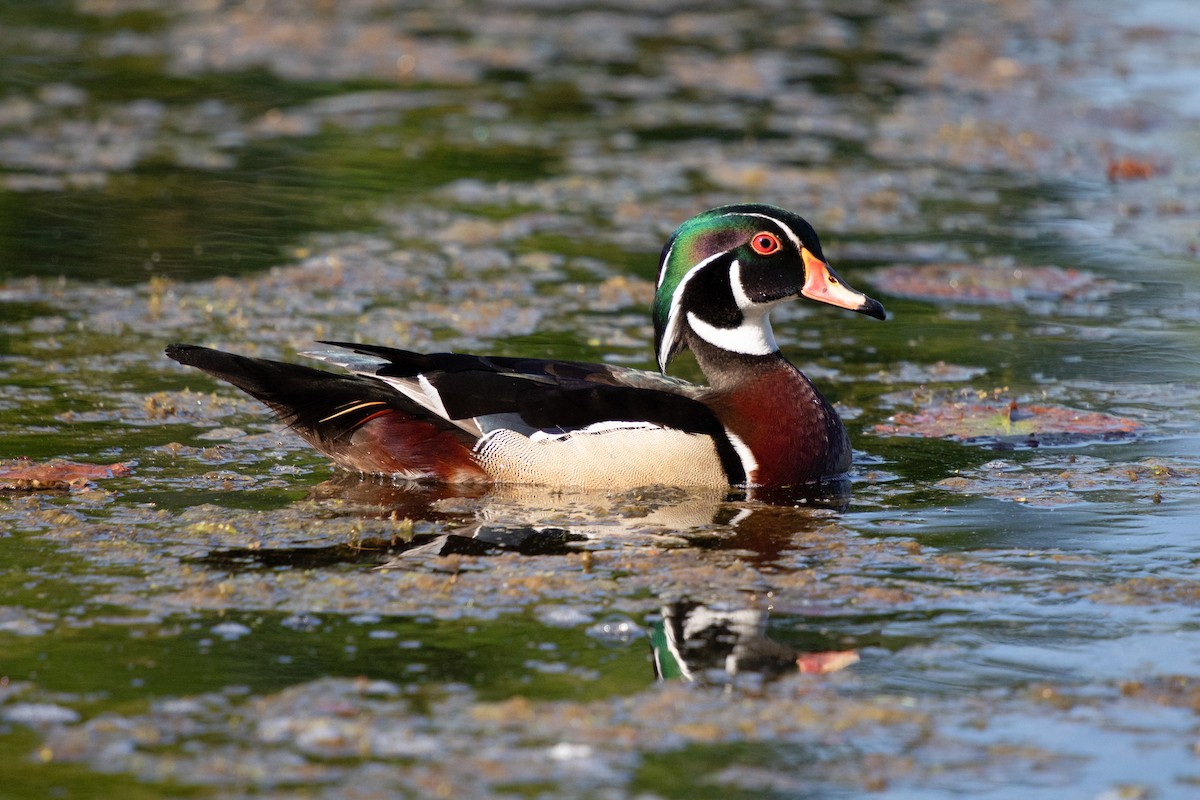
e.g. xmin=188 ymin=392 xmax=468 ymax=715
xmin=869 ymin=263 xmax=1132 ymax=305
xmin=0 ymin=460 xmax=132 ymax=492
xmin=874 ymin=399 xmax=1139 ymax=445
xmin=796 ymin=650 xmax=860 ymax=675
xmin=1106 ymin=156 xmax=1161 ymax=182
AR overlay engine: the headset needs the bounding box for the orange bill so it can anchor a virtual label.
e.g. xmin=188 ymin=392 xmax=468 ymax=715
xmin=800 ymin=248 xmax=886 ymax=319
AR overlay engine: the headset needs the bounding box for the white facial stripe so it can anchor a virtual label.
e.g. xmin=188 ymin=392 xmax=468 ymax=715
xmin=686 ymin=310 xmax=777 ymax=357
xmin=729 ymin=259 xmax=754 ymax=309
xmin=729 ymin=257 xmax=788 ymax=311
xmin=730 ymin=257 xmax=800 ymax=311
xmin=658 ymin=314 xmax=681 ymax=371
xmin=718 ymin=210 xmax=804 ymax=252
xmin=659 ymin=250 xmax=727 ymax=369
xmin=656 ymin=242 xmax=674 ymax=288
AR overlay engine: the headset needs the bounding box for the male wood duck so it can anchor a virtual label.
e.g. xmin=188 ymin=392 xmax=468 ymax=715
xmin=166 ymin=203 xmax=885 ymax=490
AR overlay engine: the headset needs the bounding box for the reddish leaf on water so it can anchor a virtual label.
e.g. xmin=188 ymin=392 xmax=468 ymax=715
xmin=0 ymin=460 xmax=132 ymax=491
xmin=796 ymin=650 xmax=860 ymax=675
xmin=1107 ymin=156 xmax=1161 ymax=182
xmin=869 ymin=263 xmax=1132 ymax=305
xmin=874 ymin=399 xmax=1139 ymax=446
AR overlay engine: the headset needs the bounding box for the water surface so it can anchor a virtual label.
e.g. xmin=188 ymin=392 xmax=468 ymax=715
xmin=2 ymin=1 xmax=1199 ymax=798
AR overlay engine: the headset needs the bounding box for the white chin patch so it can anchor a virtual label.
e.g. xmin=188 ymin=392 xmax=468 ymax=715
xmin=686 ymin=310 xmax=778 ymax=356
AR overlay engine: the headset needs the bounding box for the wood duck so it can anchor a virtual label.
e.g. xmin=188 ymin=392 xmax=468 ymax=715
xmin=166 ymin=203 xmax=885 ymax=490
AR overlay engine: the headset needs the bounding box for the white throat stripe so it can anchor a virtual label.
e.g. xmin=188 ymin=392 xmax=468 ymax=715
xmin=685 ymin=310 xmax=777 ymax=356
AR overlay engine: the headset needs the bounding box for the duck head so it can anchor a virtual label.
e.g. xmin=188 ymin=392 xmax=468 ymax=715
xmin=653 ymin=203 xmax=886 ymax=372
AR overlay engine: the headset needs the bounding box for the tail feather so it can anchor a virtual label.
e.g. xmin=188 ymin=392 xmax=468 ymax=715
xmin=164 ymin=344 xmax=485 ymax=480
xmin=166 ymin=344 xmax=395 ymax=441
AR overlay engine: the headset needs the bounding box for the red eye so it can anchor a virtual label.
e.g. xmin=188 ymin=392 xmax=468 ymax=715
xmin=750 ymin=232 xmax=782 ymax=255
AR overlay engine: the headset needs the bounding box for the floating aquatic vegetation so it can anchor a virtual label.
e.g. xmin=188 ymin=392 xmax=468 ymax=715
xmin=935 ymin=455 xmax=1197 ymax=506
xmin=871 ymin=360 xmax=988 ymax=385
xmin=869 ymin=263 xmax=1134 ymax=308
xmin=873 ymin=390 xmax=1139 ymax=447
xmin=0 ymin=459 xmax=131 ymax=492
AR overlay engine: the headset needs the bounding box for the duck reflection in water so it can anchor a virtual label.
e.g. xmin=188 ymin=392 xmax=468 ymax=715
xmin=651 ymin=599 xmax=858 ymax=685
xmin=197 ymin=476 xmax=861 ymax=682
xmin=307 ymin=477 xmax=860 ymax=683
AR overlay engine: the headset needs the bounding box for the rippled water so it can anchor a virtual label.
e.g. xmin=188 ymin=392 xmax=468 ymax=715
xmin=2 ymin=1 xmax=1199 ymax=798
